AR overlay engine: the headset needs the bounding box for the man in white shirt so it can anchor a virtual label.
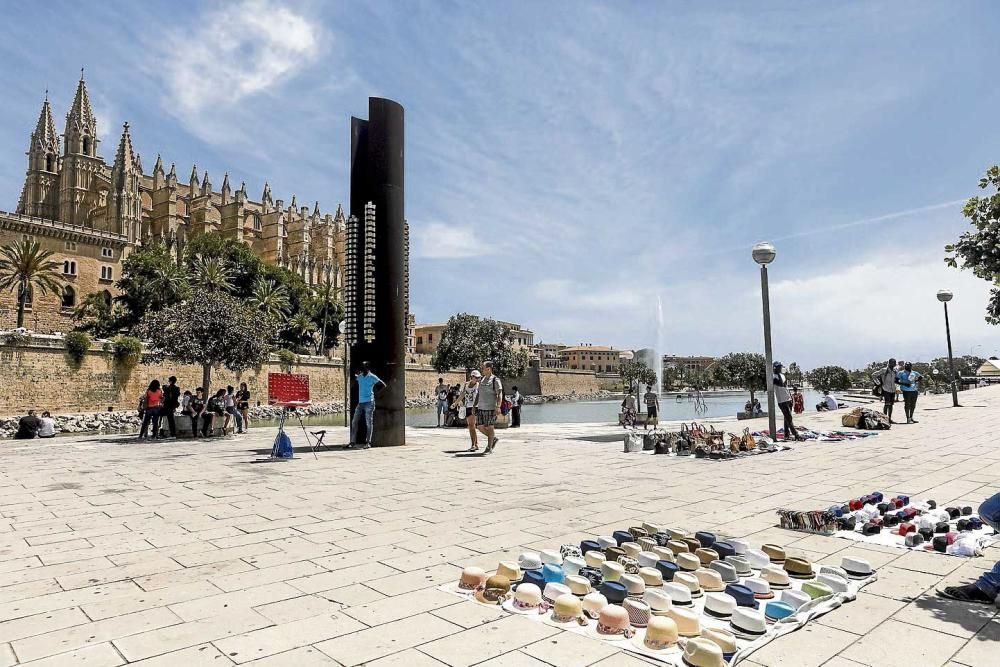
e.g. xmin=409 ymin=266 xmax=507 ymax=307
xmin=38 ymin=411 xmax=56 ymax=438
xmin=816 ymin=391 xmax=838 ymax=412
xmin=872 ymin=358 xmax=898 ymax=425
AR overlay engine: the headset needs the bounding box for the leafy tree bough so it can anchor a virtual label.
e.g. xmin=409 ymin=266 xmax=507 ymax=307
xmin=432 ymin=313 xmax=530 ymax=379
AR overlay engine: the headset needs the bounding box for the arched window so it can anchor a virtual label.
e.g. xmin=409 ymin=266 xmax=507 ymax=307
xmin=61 ymin=286 xmax=75 ymax=309
xmin=102 ymin=290 xmax=112 ymax=306
xmin=46 ymin=154 xmax=54 ymax=172
xmin=62 ymin=260 xmax=77 ymax=275
xmin=82 ymin=136 xmax=90 ymax=155
xmin=21 ymin=285 xmax=33 ymax=310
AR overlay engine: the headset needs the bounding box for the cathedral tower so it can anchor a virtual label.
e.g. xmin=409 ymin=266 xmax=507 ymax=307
xmin=58 ymin=73 xmax=101 ymax=226
xmin=108 ymin=123 xmax=142 ymax=242
xmin=17 ymin=94 xmax=61 ymax=218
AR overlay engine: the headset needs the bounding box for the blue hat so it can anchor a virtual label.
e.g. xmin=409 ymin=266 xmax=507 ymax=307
xmin=580 ymin=540 xmax=601 ymax=555
xmin=773 ymin=361 xmax=783 ymax=369
xmin=713 ymin=541 xmax=736 ymax=559
xmin=695 ymin=531 xmax=717 ymax=548
xmin=520 ymin=570 xmax=545 ymax=589
xmin=872 ymin=491 xmax=884 ymax=503
xmin=655 ymin=560 xmax=680 ymax=581
xmin=542 ymin=564 xmax=565 ymax=584
xmin=764 ymin=600 xmax=796 ymax=622
xmin=599 ymin=581 xmax=627 ymax=605
xmin=725 ymin=583 xmax=759 ymax=609
xmin=828 ymin=506 xmax=844 ymax=518
xmin=612 ymin=530 xmax=633 ymax=546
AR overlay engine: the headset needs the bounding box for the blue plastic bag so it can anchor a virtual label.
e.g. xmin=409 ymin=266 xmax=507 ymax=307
xmin=274 ymin=431 xmax=294 ymax=458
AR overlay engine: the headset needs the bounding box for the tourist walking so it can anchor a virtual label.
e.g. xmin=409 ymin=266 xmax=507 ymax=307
xmin=621 ymin=391 xmax=637 ymax=428
xmin=223 ymin=385 xmax=244 ymax=434
xmin=792 ymin=387 xmax=804 ymax=414
xmin=38 ymin=411 xmax=56 ymax=438
xmin=236 ymin=382 xmax=251 ymax=431
xmin=139 ymin=380 xmax=163 ymax=440
xmin=939 ymin=492 xmax=1000 ymax=604
xmin=897 ymin=361 xmax=922 ymax=423
xmin=463 ymin=371 xmax=481 ymax=451
xmin=162 ymin=376 xmax=180 ymax=438
xmin=190 ymin=388 xmax=209 ymax=437
xmin=475 ymin=361 xmax=503 ymax=454
xmin=772 ymin=362 xmax=803 ymax=441
xmin=435 ymin=377 xmax=449 ymax=427
xmin=872 ymin=358 xmax=898 ymax=425
xmin=14 ymin=410 xmax=41 ymax=439
xmin=510 ymin=385 xmax=523 ymax=428
xmin=643 ymin=384 xmax=659 ymax=429
xmin=350 ymin=361 xmax=386 ymax=449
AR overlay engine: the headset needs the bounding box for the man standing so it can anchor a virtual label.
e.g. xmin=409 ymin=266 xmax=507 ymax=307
xmin=434 ymin=377 xmax=449 ymax=427
xmin=350 ymin=361 xmax=386 ymax=449
xmin=643 ymin=384 xmax=659 ymax=429
xmin=475 ymin=361 xmax=503 ymax=453
xmin=872 ymin=359 xmax=898 ymax=425
xmin=510 ymin=385 xmax=523 ymax=428
xmin=162 ymin=376 xmax=181 ymax=438
xmin=897 ymin=361 xmax=922 ymax=424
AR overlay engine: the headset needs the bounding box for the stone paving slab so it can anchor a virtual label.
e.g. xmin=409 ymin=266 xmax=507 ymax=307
xmin=0 ymin=387 xmax=998 ymax=665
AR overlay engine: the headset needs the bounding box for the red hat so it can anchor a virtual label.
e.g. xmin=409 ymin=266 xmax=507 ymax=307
xmin=897 ymin=523 xmax=915 ymax=536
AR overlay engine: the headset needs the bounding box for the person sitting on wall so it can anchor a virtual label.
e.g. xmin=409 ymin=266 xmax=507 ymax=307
xmin=751 ymin=398 xmax=764 ymax=416
xmin=38 ymin=411 xmax=56 ymax=439
xmin=14 ymin=410 xmax=41 ymax=439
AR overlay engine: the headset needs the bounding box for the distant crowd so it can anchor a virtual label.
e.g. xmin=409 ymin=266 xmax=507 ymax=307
xmin=137 ymin=377 xmax=253 ymax=439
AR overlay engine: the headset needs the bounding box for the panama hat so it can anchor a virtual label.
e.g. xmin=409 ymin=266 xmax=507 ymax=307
xmin=802 ymin=581 xmax=834 ymax=600
xmin=781 ymin=589 xmax=811 ymax=610
xmin=565 ymin=574 xmax=592 ymax=597
xmin=541 ymin=564 xmax=565 ymax=584
xmin=639 ymin=566 xmax=664 ymax=588
xmin=504 ymin=583 xmax=543 ymax=614
xmin=540 ymin=549 xmax=563 ymax=566
xmin=622 ymin=542 xmax=643 ymax=559
xmin=629 ymin=526 xmax=649 ymax=540
xmin=496 ymin=561 xmax=522 ymax=583
xmin=674 ymin=571 xmax=703 ymax=598
xmin=682 ymin=537 xmax=703 ymax=553
xmin=549 ymin=594 xmax=584 ymax=624
xmin=668 ymin=540 xmax=690 ymax=555
xmin=817 ymin=573 xmax=849 ymax=593
xmin=518 ymin=552 xmax=542 ymax=571
xmin=761 ymin=565 xmax=792 ymax=590
xmin=656 ymin=560 xmax=680 ymax=583
xmin=591 ymin=604 xmax=632 ymax=640
xmin=678 ymin=553 xmax=701 ymax=572
xmin=638 ymin=551 xmax=660 ymax=569
xmin=725 ymin=555 xmax=752 ymax=576
xmin=454 ymin=567 xmax=487 ymax=594
xmin=840 ymin=557 xmax=873 ymax=580
xmin=819 ymin=565 xmax=848 ymax=580
xmin=710 ymin=560 xmax=739 ymax=584
xmin=695 ymin=568 xmax=726 ymax=592
xmin=624 ymin=598 xmax=651 ymax=628
xmin=729 ymin=538 xmax=750 ymax=555
xmin=602 ymin=560 xmax=625 ymax=582
xmin=605 ymin=546 xmax=627 ymax=562
xmin=713 ymin=541 xmax=736 ymax=559
xmin=703 ymin=592 xmax=737 ymax=620
xmin=598 ymin=536 xmax=617 ymax=551
xmin=783 ymin=557 xmax=815 ymax=580
xmin=582 ymin=591 xmax=608 ymax=619
xmin=585 ymin=550 xmax=606 ymax=568
xmin=653 ymin=547 xmax=676 ymax=563
xmin=474 ymin=575 xmax=511 ymax=605
xmin=729 ymin=607 xmax=767 ymax=639
xmin=621 ymin=573 xmax=646 ymax=598
xmin=681 ymin=637 xmax=724 ymax=667
xmin=662 ymin=581 xmax=693 ymax=606
xmin=724 ymin=583 xmax=758 ymax=609
xmin=702 ymin=628 xmax=738 ymax=663
xmin=577 ymin=567 xmax=602 ymax=588
xmin=580 ymin=539 xmax=602 ymax=555
xmin=666 ymin=528 xmax=687 ymax=541
xmin=563 ymin=556 xmax=585 ymax=576
xmin=667 ymin=606 xmax=702 ymax=637
xmin=744 ymin=577 xmax=774 ymax=600
xmin=599 ymin=581 xmax=627 ymax=605
xmin=633 ymin=615 xmax=679 ymax=652
xmin=761 ymin=544 xmax=786 ymax=564
xmin=644 ymin=588 xmax=673 ymax=615
xmin=613 ymin=530 xmax=634 ymax=545
xmin=618 ymin=556 xmax=640 ymax=574
xmin=642 ymin=521 xmax=663 ymax=535
xmin=639 ymin=537 xmax=659 ymax=552
xmin=695 ymin=548 xmax=719 ymax=566
xmin=542 ymin=582 xmax=571 ymax=605
xmin=745 ymin=549 xmax=771 ymax=570
xmin=695 ymin=531 xmax=717 ymax=548
xmin=764 ymin=600 xmax=796 ymax=623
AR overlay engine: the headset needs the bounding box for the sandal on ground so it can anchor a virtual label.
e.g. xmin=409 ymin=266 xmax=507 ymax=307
xmin=937 ymin=584 xmax=995 ymax=604
xmin=468 ymin=445 xmax=479 ymax=452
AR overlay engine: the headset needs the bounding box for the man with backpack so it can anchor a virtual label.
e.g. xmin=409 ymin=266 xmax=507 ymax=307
xmin=872 ymin=358 xmax=899 ymax=426
xmin=475 ymin=361 xmax=503 ymax=454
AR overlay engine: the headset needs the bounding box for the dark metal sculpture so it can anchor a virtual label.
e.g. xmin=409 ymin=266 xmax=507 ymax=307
xmin=344 ymin=98 xmax=407 ymax=446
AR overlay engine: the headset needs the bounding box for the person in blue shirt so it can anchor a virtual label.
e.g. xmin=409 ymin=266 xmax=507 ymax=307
xmin=350 ymin=361 xmax=386 ymax=449
xmin=896 ymin=361 xmax=922 ymax=424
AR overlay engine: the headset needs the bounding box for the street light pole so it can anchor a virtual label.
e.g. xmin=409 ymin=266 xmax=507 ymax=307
xmin=937 ymin=290 xmax=960 ymax=407
xmin=753 ymin=242 xmax=778 ymax=440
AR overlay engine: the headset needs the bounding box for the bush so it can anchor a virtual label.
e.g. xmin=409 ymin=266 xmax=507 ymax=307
xmin=110 ymin=335 xmax=143 ymax=366
xmin=2 ymin=331 xmax=31 ymax=348
xmin=275 ymin=348 xmax=297 ymax=373
xmin=65 ymin=331 xmax=91 ymax=365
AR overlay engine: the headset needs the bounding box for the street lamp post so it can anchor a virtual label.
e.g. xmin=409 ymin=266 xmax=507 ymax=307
xmin=753 ymin=242 xmax=778 ymax=440
xmin=937 ymin=289 xmax=960 ymax=408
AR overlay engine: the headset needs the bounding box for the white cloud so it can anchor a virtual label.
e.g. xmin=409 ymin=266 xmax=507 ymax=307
xmin=160 ymin=0 xmax=321 ymax=143
xmin=413 ymin=222 xmax=492 ymax=259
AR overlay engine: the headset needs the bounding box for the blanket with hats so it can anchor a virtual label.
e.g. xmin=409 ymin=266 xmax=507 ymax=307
xmin=777 ymin=492 xmax=997 ymax=557
xmin=439 ymin=523 xmax=877 ymax=666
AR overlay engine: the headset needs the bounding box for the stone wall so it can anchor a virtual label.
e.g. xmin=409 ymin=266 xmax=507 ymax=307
xmin=0 ymin=337 xmax=466 ymax=416
xmin=536 ymin=368 xmax=600 ymax=396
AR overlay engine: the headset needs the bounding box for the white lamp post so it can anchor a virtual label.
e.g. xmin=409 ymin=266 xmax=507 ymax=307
xmin=753 ymin=242 xmax=778 ymax=440
xmin=936 ymin=289 xmax=960 ymax=407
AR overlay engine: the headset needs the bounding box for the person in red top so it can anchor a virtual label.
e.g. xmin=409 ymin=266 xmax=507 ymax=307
xmin=792 ymin=387 xmax=804 ymax=415
xmin=139 ymin=379 xmax=163 ymax=440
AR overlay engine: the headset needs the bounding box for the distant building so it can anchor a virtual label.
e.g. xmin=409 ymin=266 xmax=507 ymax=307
xmin=560 ymin=344 xmax=623 ymax=373
xmin=414 ymin=317 xmax=534 ymax=357
xmin=976 ymin=359 xmax=1000 ymax=377
xmin=663 ymin=355 xmax=717 ymax=376
xmin=406 ymin=313 xmax=416 ymax=355
xmin=534 ymin=342 xmax=568 ymax=368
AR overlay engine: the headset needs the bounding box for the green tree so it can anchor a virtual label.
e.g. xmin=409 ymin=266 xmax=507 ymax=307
xmin=946 ymin=166 xmax=1000 ymax=323
xmin=72 ymin=292 xmax=122 ymax=339
xmin=189 ymin=255 xmax=234 ymax=293
xmin=432 ymin=313 xmax=531 ymax=378
xmin=138 ymin=292 xmax=278 ymax=394
xmin=711 ymin=352 xmax=766 ymax=402
xmin=619 ymin=359 xmax=657 ymax=392
xmin=309 ymin=272 xmax=343 ymax=354
xmin=0 ymin=239 xmax=63 ymax=328
xmin=787 ymin=362 xmax=804 ymax=386
xmin=248 ymin=279 xmax=290 ymax=320
xmin=805 ymin=365 xmax=851 ymax=392
xmin=184 ymin=233 xmax=263 ymax=297
xmin=282 ymin=311 xmax=318 ymax=354
xmin=115 ymin=243 xmax=190 ymax=330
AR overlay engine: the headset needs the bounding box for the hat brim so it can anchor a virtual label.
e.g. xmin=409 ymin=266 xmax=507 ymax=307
xmin=631 ymin=632 xmax=679 ymax=653
xmin=786 ymin=571 xmax=815 ymax=580
xmin=843 ymin=570 xmax=872 ymax=580
xmin=501 ymin=599 xmax=543 ymax=615
xmin=729 ymin=623 xmax=767 ymax=640
xmin=586 ymin=624 xmax=634 ymax=641
xmin=766 ymin=581 xmax=792 ymax=589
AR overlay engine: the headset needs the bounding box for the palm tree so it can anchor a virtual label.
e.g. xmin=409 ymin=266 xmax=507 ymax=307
xmin=249 ymin=279 xmax=290 ymax=319
xmin=190 ymin=255 xmax=234 ymax=293
xmin=283 ymin=311 xmax=317 ymax=352
xmin=0 ymin=239 xmax=63 ymax=328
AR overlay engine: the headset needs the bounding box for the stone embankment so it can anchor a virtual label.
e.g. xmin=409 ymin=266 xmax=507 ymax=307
xmin=522 ymin=390 xmax=614 ymax=404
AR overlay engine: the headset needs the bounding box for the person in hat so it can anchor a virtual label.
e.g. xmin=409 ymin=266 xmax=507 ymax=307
xmin=349 ymin=361 xmax=386 ymax=449
xmin=872 ymin=359 xmax=898 ymax=425
xmin=816 ymin=390 xmax=838 ymax=412
xmin=643 ymin=385 xmax=659 ymax=429
xmin=475 ymin=361 xmax=503 ymax=453
xmin=939 ymin=492 xmax=1000 ymax=604
xmin=772 ymin=362 xmax=803 ymax=441
xmin=463 ymin=371 xmax=481 ymax=451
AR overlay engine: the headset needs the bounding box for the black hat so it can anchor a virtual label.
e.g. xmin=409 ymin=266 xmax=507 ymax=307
xmin=884 ymin=514 xmax=901 ymax=527
xmin=926 ymin=500 xmax=937 ymax=510
xmin=956 ymin=519 xmax=971 ymax=532
xmin=918 ymin=527 xmax=934 ymax=542
xmin=934 ymin=522 xmax=950 ymax=534
xmin=932 ymin=536 xmax=948 ymax=553
xmin=945 ymin=507 xmax=960 ymax=519
xmin=862 ymin=523 xmax=881 ymax=536
xmin=877 ymin=503 xmax=890 ymax=515
xmin=962 ymin=506 xmax=973 ymax=516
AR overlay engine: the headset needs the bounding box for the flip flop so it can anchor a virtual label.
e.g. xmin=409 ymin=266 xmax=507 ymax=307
xmin=936 ymin=585 xmax=995 ymax=604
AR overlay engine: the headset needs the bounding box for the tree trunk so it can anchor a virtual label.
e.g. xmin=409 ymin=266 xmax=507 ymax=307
xmin=202 ymin=363 xmax=211 ymax=397
xmin=15 ymin=279 xmax=25 ymax=328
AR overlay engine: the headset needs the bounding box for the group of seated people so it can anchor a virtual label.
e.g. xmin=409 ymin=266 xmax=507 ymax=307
xmin=14 ymin=410 xmax=56 ymax=439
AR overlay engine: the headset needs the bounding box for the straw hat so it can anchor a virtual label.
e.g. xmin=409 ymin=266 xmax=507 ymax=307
xmin=744 ymin=577 xmax=774 ymax=600
xmin=518 ymin=552 xmax=542 ymax=571
xmin=781 ymin=589 xmax=811 ymax=610
xmin=668 ymin=540 xmax=690 ymax=554
xmin=642 ymin=521 xmax=663 ymax=535
xmin=496 ymin=561 xmax=522 ymax=583
xmin=841 ymin=557 xmax=873 ymax=579
xmin=542 ymin=582 xmax=571 ymax=605
xmin=563 ymin=556 xmax=585 ymax=576
xmin=550 ymin=593 xmax=584 ymax=624
xmin=455 ymin=567 xmax=487 ymax=594
xmin=620 ymin=573 xmax=646 ymax=598
xmin=761 ymin=544 xmax=786 ymax=564
xmin=763 ymin=600 xmax=796 ymax=623
xmin=559 ymin=544 xmax=582 ymax=560
xmin=782 ymin=557 xmax=815 ymax=580
xmin=695 ymin=548 xmax=719 ymax=566
xmin=618 ymin=556 xmax=640 ymax=574
xmin=729 ymin=607 xmax=767 ymax=639
xmin=745 ymin=549 xmax=771 ymax=570
xmin=565 ymin=574 xmax=592 ymax=597
xmin=634 ymin=615 xmax=679 ymax=652
xmin=703 ymin=592 xmax=737 ymax=620
xmin=725 ymin=555 xmax=752 ymax=576
xmin=605 ymin=546 xmax=627 ymax=562
xmin=674 ymin=571 xmax=703 ymax=598
xmin=622 ymin=542 xmax=643 ymax=559
xmin=601 ymin=561 xmax=625 ymax=582
xmin=802 ymin=581 xmax=833 ymax=600
xmin=597 ymin=536 xmax=617 ymax=551
xmin=682 ymin=537 xmax=703 ymax=553
xmin=638 ymin=537 xmax=659 ymax=552
xmin=644 ymin=588 xmax=673 ymax=615
xmin=591 ymin=605 xmax=632 ymax=640
xmin=662 ymin=581 xmax=693 ymax=606
xmin=709 ymin=561 xmax=739 ymax=584
xmin=653 ymin=546 xmax=676 ymax=563
xmin=680 ymin=638 xmax=724 ymax=667
xmin=585 ymin=551 xmax=607 ymax=568
xmin=638 ymin=551 xmax=660 ymax=569
xmin=817 ymin=573 xmax=849 ymax=593
xmin=540 ymin=549 xmax=563 ymax=566
xmin=666 ymin=528 xmax=687 ymax=541
xmin=729 ymin=538 xmax=750 ymax=555
xmin=694 ymin=568 xmax=726 ymax=593
xmin=623 ymin=598 xmax=651 ymax=628
xmin=677 ymin=553 xmax=701 ymax=572
xmin=582 ymin=591 xmax=608 ymax=619
xmin=761 ymin=565 xmax=792 ymax=590
xmin=505 ymin=583 xmax=542 ymax=614
xmin=541 ymin=564 xmax=565 ymax=584
xmin=474 ymin=575 xmax=511 ymax=605
xmin=695 ymin=531 xmax=717 ymax=548
xmin=667 ymin=606 xmax=702 ymax=637
xmin=639 ymin=567 xmax=664 ymax=588
xmin=702 ymin=628 xmax=738 ymax=661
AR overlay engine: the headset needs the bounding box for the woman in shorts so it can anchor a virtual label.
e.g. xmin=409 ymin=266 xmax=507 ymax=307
xmin=463 ymin=371 xmax=481 ymax=451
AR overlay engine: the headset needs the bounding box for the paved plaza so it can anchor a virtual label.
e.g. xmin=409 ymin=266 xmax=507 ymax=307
xmin=0 ymin=388 xmax=998 ymax=667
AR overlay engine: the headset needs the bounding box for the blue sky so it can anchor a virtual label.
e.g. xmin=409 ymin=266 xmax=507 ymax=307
xmin=2 ymin=1 xmax=999 ymax=368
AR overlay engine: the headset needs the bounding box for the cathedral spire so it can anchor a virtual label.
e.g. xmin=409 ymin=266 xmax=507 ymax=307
xmin=153 ymin=154 xmax=165 ymax=189
xmin=30 ymin=95 xmax=59 ymax=153
xmin=167 ymin=162 xmax=177 ymax=187
xmin=64 ymin=71 xmax=97 ymax=155
xmin=220 ymin=172 xmax=231 ymax=204
xmin=112 ymin=122 xmax=136 ymax=173
xmin=201 ymin=170 xmax=212 ymax=196
xmin=313 ymin=201 xmax=321 ymax=218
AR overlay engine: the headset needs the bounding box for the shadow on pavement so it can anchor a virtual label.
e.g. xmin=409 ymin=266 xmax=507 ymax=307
xmin=912 ymin=592 xmax=999 ymax=638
